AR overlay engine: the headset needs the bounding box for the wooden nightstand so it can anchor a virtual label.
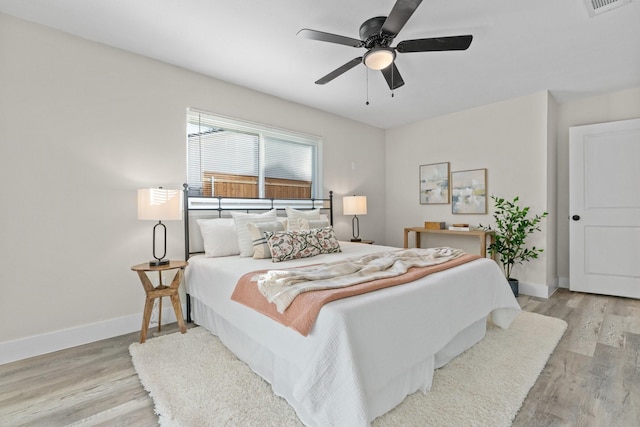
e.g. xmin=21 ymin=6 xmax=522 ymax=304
xmin=353 ymin=239 xmax=375 ymax=244
xmin=131 ymin=260 xmax=188 ymax=343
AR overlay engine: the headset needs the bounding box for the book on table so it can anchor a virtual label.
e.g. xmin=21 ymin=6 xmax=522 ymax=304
xmin=448 ymin=224 xmax=471 ymax=231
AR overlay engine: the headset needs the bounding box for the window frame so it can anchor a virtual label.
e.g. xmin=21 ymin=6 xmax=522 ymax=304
xmin=186 ymin=108 xmax=323 ymax=202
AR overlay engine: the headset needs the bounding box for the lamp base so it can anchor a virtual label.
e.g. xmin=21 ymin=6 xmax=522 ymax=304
xmin=149 ymin=259 xmax=170 ymax=266
xmin=350 ymin=238 xmax=362 ymax=242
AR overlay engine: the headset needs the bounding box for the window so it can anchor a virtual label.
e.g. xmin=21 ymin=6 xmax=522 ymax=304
xmin=186 ymin=110 xmax=322 ymax=200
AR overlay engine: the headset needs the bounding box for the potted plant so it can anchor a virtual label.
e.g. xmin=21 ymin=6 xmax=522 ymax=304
xmin=480 ymin=195 xmax=548 ymax=296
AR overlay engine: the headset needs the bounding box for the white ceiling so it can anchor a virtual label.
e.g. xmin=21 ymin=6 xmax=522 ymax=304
xmin=1 ymin=0 xmax=639 ymax=129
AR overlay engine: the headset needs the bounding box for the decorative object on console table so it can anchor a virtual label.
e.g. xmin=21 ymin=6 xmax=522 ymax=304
xmin=451 ymin=168 xmax=487 ymax=214
xmin=138 ymin=188 xmax=182 ymax=266
xmin=480 ymin=195 xmax=548 ymax=297
xmin=131 ymin=260 xmax=188 ymax=343
xmin=343 ymin=195 xmax=367 ymax=242
xmin=448 ymin=223 xmax=471 ymax=231
xmin=424 ymin=221 xmax=446 ymax=230
xmin=419 ymin=162 xmax=450 ymax=204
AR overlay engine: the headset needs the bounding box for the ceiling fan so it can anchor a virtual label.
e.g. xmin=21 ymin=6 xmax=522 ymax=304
xmin=298 ymin=0 xmax=473 ymax=90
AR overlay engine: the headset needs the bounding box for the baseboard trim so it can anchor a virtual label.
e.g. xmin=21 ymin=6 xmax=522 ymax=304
xmin=0 ymin=305 xmax=184 ymax=366
xmin=559 ymin=277 xmax=570 ymax=288
xmin=519 ymin=277 xmax=559 ymax=299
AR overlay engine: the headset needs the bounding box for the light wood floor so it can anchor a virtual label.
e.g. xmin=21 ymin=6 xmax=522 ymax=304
xmin=1 ymin=288 xmax=638 ymax=426
xmin=513 ymin=288 xmax=640 ymax=426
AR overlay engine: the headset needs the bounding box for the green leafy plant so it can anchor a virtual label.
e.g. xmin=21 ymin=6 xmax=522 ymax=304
xmin=480 ymin=195 xmax=548 ymax=280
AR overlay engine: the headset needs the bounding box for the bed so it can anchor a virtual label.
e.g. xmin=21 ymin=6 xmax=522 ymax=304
xmin=182 ymin=187 xmax=521 ymax=426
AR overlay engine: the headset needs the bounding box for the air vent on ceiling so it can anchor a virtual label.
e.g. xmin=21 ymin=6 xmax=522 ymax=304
xmin=584 ymin=0 xmax=631 ymax=16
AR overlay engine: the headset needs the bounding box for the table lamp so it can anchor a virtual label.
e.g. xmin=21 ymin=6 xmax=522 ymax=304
xmin=137 ymin=188 xmax=182 ymax=266
xmin=343 ymin=195 xmax=367 ymax=242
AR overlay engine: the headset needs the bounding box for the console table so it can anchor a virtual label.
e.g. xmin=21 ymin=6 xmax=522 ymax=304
xmin=403 ymin=227 xmax=496 ymax=259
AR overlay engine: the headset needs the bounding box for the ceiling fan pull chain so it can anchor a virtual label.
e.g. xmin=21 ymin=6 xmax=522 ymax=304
xmin=365 ymin=67 xmax=370 ymax=105
xmin=391 ymin=65 xmax=395 ymax=98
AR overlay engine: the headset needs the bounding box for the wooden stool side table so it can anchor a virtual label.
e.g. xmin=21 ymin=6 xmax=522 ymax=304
xmin=131 ymin=260 xmax=188 ymax=343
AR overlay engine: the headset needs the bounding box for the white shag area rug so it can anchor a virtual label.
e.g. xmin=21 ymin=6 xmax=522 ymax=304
xmin=130 ymin=311 xmax=567 ymax=427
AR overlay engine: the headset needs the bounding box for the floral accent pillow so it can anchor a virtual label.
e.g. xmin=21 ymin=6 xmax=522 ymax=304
xmin=266 ymin=226 xmax=341 ymax=262
xmin=315 ymin=226 xmax=342 ymax=254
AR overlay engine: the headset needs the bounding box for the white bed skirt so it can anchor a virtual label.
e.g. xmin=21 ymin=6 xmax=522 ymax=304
xmin=191 ymin=296 xmax=488 ymax=425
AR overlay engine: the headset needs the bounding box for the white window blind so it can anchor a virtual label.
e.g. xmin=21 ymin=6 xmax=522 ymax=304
xmin=186 ymin=109 xmax=322 ymax=198
xmin=264 ymin=136 xmax=313 ymax=181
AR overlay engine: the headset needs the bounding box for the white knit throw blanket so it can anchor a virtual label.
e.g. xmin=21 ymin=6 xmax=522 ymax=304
xmin=256 ymin=247 xmax=466 ymax=313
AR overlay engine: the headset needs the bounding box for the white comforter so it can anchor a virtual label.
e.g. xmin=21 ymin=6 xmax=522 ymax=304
xmin=185 ymin=242 xmax=521 ymax=426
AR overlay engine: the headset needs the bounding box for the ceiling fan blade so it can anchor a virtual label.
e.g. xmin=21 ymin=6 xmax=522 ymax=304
xmin=381 ymin=63 xmax=405 ymax=90
xmin=396 ymin=35 xmax=473 ymax=53
xmin=298 ymin=29 xmax=363 ymax=48
xmin=381 ymin=0 xmax=423 ymax=37
xmin=315 ymin=57 xmax=363 ymax=85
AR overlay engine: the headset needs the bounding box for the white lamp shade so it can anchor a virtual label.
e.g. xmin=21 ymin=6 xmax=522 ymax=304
xmin=343 ymin=195 xmax=367 ymax=216
xmin=137 ymin=188 xmax=182 ymax=221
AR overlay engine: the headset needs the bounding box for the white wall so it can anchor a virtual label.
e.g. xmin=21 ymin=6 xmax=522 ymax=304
xmin=0 ymin=13 xmax=385 ymax=362
xmin=555 ymin=87 xmax=640 ymax=286
xmin=384 ymin=86 xmax=640 ymax=293
xmin=384 ymin=91 xmax=555 ymax=293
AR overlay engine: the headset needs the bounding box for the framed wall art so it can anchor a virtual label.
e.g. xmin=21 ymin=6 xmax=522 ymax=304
xmin=451 ymin=168 xmax=487 ymax=214
xmin=419 ymin=162 xmax=450 ymax=204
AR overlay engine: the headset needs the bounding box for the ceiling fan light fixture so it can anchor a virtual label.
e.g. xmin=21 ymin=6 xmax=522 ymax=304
xmin=363 ymin=47 xmax=395 ymax=70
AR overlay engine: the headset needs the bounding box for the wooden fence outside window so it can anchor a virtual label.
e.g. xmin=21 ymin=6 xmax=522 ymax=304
xmin=203 ymin=172 xmax=311 ymax=199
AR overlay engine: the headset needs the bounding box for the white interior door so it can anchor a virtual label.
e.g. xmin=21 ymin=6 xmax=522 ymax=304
xmin=569 ymin=118 xmax=640 ymax=299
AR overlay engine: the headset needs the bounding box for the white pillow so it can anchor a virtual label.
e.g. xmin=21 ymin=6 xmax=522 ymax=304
xmin=231 ymin=209 xmax=278 ymax=257
xmin=247 ymin=221 xmax=285 ymax=259
xmin=298 ymin=218 xmax=331 ymax=230
xmin=285 ymin=207 xmax=321 ymax=231
xmin=197 ymin=218 xmax=240 ymax=257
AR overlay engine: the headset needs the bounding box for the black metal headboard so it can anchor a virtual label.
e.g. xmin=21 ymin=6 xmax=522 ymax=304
xmin=182 ymin=184 xmax=334 ymax=322
xmin=182 ymin=183 xmax=334 ymax=261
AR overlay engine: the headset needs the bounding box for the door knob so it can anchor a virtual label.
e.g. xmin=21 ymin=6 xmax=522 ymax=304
xmin=572 ymin=215 xmax=580 ymax=221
